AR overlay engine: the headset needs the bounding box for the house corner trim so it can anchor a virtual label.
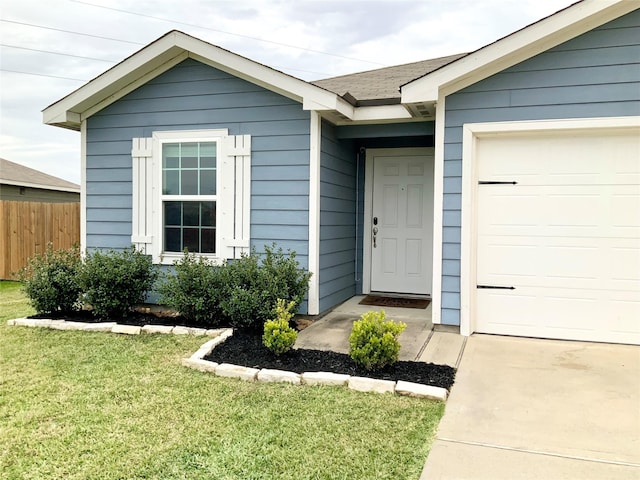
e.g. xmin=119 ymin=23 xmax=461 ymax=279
xmin=80 ymin=120 xmax=87 ymax=255
xmin=308 ymin=111 xmax=321 ymax=315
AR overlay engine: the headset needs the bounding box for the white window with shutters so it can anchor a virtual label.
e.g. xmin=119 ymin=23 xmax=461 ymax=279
xmin=131 ymin=129 xmax=251 ymax=264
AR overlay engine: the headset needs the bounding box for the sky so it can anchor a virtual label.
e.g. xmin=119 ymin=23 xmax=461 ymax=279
xmin=1 ymin=0 xmax=577 ymax=184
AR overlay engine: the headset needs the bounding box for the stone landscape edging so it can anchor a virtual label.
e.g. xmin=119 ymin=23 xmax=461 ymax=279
xmin=6 ymin=317 xmax=448 ymax=401
xmin=182 ymin=329 xmax=449 ymax=402
xmin=6 ymin=317 xmax=228 ymax=338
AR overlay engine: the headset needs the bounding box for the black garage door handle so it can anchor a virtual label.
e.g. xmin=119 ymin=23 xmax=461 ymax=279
xmin=477 ymin=285 xmax=515 ymax=290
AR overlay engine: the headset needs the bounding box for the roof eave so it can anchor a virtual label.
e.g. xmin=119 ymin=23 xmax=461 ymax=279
xmin=401 ymin=0 xmax=636 ymax=103
xmin=2 ymin=180 xmax=80 ymax=193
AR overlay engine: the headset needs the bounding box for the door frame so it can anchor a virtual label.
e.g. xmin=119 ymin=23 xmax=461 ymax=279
xmin=362 ymin=147 xmax=435 ymax=295
xmin=460 ymin=116 xmax=640 ymax=337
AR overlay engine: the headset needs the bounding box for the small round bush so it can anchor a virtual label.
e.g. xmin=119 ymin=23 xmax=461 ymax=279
xmin=349 ymin=310 xmax=406 ymax=370
xmin=78 ymin=246 xmax=158 ymax=318
xmin=16 ymin=244 xmax=82 ymax=314
xmin=220 ymin=244 xmax=312 ymax=330
xmin=262 ymin=299 xmax=298 ymax=355
xmin=158 ymin=251 xmax=226 ymax=326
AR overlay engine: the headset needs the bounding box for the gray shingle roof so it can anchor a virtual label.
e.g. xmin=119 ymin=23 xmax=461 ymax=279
xmin=312 ymin=53 xmax=467 ymax=105
xmin=0 ymin=158 xmax=80 ymax=192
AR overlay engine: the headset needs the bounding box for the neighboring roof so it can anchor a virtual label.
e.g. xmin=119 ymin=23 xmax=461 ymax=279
xmin=401 ymin=0 xmax=638 ymax=104
xmin=312 ymin=54 xmax=466 ymax=106
xmin=0 ymin=158 xmax=80 ymax=193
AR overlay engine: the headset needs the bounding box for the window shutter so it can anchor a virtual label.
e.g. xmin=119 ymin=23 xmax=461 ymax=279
xmin=219 ymin=134 xmax=251 ymax=259
xmin=131 ymin=138 xmax=154 ymax=254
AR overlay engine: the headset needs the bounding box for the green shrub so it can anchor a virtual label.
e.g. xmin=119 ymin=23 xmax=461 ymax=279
xmin=78 ymin=247 xmax=158 ymax=318
xmin=262 ymin=299 xmax=298 ymax=355
xmin=220 ymin=244 xmax=312 ymax=330
xmin=16 ymin=244 xmax=82 ymax=314
xmin=349 ymin=310 xmax=406 ymax=370
xmin=157 ymin=252 xmax=226 ymax=326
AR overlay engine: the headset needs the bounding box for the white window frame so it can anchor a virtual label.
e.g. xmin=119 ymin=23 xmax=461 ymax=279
xmin=152 ymin=129 xmax=228 ymax=265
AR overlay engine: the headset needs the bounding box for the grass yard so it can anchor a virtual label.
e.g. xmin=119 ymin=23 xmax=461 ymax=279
xmin=0 ymin=281 xmax=35 ymax=321
xmin=0 ymin=281 xmax=444 ymax=479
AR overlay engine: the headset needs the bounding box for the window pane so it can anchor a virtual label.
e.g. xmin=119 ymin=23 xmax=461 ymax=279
xmin=181 ymin=144 xmax=198 ymax=168
xmin=163 ymin=170 xmax=179 ymax=195
xmin=163 ymin=144 xmax=180 ymax=168
xmin=183 ymin=202 xmax=200 ymax=226
xmin=164 ymin=201 xmax=181 ymax=226
xmin=181 ymin=170 xmax=198 ymax=195
xmin=201 ymin=201 xmax=216 ymax=227
xmin=201 ymin=228 xmax=215 ymax=253
xmin=200 ymin=170 xmax=216 ymax=195
xmin=165 ymin=227 xmax=181 ymax=252
xmin=164 ymin=201 xmax=217 ymax=254
xmin=200 ymin=142 xmax=216 ymax=168
xmin=183 ymin=228 xmax=199 ymax=252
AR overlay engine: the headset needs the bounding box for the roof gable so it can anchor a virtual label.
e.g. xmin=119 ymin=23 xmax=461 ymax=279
xmin=43 ymin=30 xmax=355 ymax=130
xmin=401 ymin=0 xmax=638 ymax=106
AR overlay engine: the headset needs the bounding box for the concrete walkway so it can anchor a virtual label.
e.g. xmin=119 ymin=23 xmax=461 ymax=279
xmin=295 ymin=295 xmax=466 ymax=367
xmin=296 ymin=295 xmax=435 ymax=361
xmin=420 ymin=335 xmax=640 ymax=479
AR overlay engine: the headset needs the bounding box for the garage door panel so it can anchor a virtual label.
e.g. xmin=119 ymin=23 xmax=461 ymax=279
xmin=475 ymin=126 xmax=640 ymax=345
xmin=479 ymin=185 xmax=639 ymax=238
xmin=478 ymin=286 xmax=640 ymax=344
xmin=477 ymin=131 xmax=640 ymax=186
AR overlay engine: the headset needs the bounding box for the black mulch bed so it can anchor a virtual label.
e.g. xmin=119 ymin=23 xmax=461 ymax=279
xmin=205 ymin=331 xmax=456 ymax=390
xmin=28 ymin=311 xmax=456 ymax=390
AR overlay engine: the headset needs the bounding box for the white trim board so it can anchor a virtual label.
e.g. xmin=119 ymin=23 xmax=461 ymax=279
xmin=459 ymin=116 xmax=640 ymax=337
xmin=80 ymin=120 xmax=87 ymax=255
xmin=401 ymin=0 xmax=637 ymax=103
xmin=307 ymin=111 xmax=321 ymax=315
xmin=430 ymin=95 xmax=446 ymax=324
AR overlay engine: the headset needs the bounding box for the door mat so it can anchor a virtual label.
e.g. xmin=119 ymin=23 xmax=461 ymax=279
xmin=359 ymin=295 xmax=431 ymax=309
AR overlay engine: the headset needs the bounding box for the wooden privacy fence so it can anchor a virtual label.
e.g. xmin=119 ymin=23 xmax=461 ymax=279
xmin=0 ymin=201 xmax=80 ymax=279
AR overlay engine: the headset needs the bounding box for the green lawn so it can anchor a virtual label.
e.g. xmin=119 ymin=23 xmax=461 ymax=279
xmin=0 ymin=281 xmax=444 ymax=479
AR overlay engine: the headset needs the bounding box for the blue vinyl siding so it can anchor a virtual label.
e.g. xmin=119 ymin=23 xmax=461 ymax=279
xmin=319 ymin=120 xmax=356 ymax=313
xmin=441 ymin=10 xmax=640 ymax=326
xmin=85 ymin=58 xmax=311 ymax=309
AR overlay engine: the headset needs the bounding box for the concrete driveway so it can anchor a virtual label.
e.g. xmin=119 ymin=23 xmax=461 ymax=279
xmin=421 ymin=335 xmax=640 ymax=479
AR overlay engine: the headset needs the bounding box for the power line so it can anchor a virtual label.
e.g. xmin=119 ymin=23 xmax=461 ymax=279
xmin=0 ymin=20 xmax=334 ymax=77
xmin=0 ymin=19 xmax=145 ymax=45
xmin=69 ymin=0 xmax=388 ymax=67
xmin=0 ymin=43 xmax=117 ymax=62
xmin=0 ymin=68 xmax=87 ymax=81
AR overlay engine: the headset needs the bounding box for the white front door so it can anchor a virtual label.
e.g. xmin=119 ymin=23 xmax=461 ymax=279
xmin=367 ymin=148 xmax=434 ymax=295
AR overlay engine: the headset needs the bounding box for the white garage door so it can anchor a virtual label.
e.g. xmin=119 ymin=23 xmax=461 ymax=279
xmin=475 ymin=127 xmax=640 ymax=345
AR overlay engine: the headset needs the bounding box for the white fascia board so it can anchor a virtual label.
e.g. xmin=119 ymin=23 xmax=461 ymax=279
xmin=2 ymin=180 xmax=80 ymax=193
xmin=43 ymin=39 xmax=188 ymax=130
xmin=352 ymin=105 xmax=413 ymax=122
xmin=302 ymin=98 xmax=354 ymax=119
xmin=401 ymin=0 xmax=636 ymax=103
xmin=43 ymin=31 xmax=355 ymax=130
xmin=180 ymin=33 xmax=353 ymax=116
